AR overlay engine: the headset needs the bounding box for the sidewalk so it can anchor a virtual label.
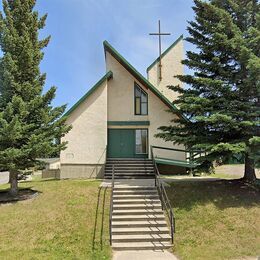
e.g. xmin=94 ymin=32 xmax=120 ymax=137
xmin=113 ymin=250 xmax=178 ymax=260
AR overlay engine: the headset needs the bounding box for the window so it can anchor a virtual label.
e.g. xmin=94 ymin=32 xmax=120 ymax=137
xmin=135 ymin=84 xmax=148 ymax=115
xmin=135 ymin=129 xmax=148 ymax=154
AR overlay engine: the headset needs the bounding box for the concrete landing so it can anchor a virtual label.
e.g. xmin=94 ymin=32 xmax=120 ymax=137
xmin=100 ymin=178 xmax=156 ymax=188
xmin=113 ymin=250 xmax=178 ymax=260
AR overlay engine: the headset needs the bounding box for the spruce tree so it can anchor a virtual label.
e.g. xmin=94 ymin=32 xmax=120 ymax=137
xmin=0 ymin=0 xmax=71 ymax=195
xmin=157 ymin=0 xmax=260 ymax=182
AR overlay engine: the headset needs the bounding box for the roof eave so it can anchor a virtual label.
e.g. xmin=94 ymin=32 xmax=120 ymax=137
xmin=63 ymin=71 xmax=113 ymax=118
xmin=103 ymin=40 xmax=186 ymax=120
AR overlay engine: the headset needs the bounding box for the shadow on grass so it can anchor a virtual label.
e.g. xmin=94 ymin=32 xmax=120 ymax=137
xmin=92 ymin=187 xmax=108 ymax=251
xmin=0 ymin=187 xmax=42 ymax=204
xmin=166 ymin=179 xmax=260 ymax=212
xmin=22 ymin=178 xmax=59 ymax=184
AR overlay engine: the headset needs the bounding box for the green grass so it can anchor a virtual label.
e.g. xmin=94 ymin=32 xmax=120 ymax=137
xmin=167 ymin=179 xmax=260 ymax=260
xmin=1 ymin=176 xmax=259 ymax=260
xmin=212 ymin=172 xmax=241 ymax=179
xmin=0 ymin=178 xmax=111 ymax=260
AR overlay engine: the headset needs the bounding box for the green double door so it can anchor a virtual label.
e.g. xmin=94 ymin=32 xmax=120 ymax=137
xmin=108 ymin=129 xmax=135 ymax=158
xmin=107 ymin=129 xmax=148 ymax=158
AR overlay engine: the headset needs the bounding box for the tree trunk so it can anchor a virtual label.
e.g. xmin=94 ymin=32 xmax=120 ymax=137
xmin=243 ymin=153 xmax=256 ymax=182
xmin=9 ymin=170 xmax=18 ymax=196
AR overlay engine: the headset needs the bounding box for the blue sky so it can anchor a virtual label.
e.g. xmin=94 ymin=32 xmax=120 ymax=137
xmin=35 ymin=0 xmax=195 ymax=110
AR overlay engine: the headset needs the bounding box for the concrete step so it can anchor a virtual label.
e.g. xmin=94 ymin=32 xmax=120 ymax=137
xmin=114 ymin=186 xmax=156 ymax=190
xmin=113 ymin=203 xmax=162 ymax=210
xmin=112 ymin=233 xmax=171 ymax=243
xmin=113 ymin=208 xmax=164 ymax=215
xmin=114 ymin=189 xmax=157 ymax=195
xmin=112 ymin=220 xmax=167 ymax=228
xmin=106 ymin=165 xmax=154 ymax=168
xmin=107 ymin=159 xmax=152 ymax=162
xmin=106 ymin=171 xmax=154 ymax=174
xmin=106 ymin=167 xmax=153 ymax=171
xmin=113 ymin=194 xmax=159 ymax=199
xmin=105 ymin=173 xmax=154 ymax=176
xmin=105 ymin=174 xmax=154 ymax=178
xmin=104 ymin=176 xmax=154 ymax=180
xmin=112 ymin=214 xmax=165 ymax=221
xmin=105 ymin=169 xmax=154 ymax=175
xmin=107 ymin=163 xmax=153 ymax=167
xmin=106 ymin=166 xmax=154 ymax=169
xmin=107 ymin=161 xmax=153 ymax=163
xmin=106 ymin=172 xmax=154 ymax=175
xmin=112 ymin=241 xmax=172 ymax=250
xmin=112 ymin=226 xmax=170 ymax=235
xmin=113 ymin=199 xmax=161 ymax=205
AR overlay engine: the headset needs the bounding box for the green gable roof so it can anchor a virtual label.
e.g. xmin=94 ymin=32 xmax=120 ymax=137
xmin=146 ymin=34 xmax=183 ymax=72
xmin=103 ymin=40 xmax=185 ymax=119
xmin=64 ymin=71 xmax=113 ymax=117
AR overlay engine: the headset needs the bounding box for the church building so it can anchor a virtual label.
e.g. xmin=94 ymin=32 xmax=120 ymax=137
xmin=60 ymin=35 xmax=186 ymax=179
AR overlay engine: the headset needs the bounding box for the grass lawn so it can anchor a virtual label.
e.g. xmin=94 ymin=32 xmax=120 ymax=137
xmin=0 ymin=178 xmax=111 ymax=260
xmin=167 ymin=179 xmax=260 ymax=260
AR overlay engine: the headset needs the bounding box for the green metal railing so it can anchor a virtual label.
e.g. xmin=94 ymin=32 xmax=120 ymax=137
xmin=150 ymin=146 xmax=175 ymax=244
xmin=151 ymin=145 xmax=203 ymax=174
xmin=109 ymin=165 xmax=115 ymax=245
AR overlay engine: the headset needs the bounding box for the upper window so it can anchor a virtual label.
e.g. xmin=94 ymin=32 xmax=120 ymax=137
xmin=134 ymin=83 xmax=148 ymax=115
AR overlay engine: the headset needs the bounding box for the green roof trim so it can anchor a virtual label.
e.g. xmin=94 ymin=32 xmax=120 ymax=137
xmin=108 ymin=121 xmax=150 ymax=126
xmin=146 ymin=35 xmax=183 ymax=72
xmin=103 ymin=40 xmax=185 ymax=119
xmin=64 ymin=71 xmax=113 ymax=117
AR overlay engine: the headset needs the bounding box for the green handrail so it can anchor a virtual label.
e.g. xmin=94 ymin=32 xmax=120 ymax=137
xmin=151 ymin=145 xmax=203 ymax=153
xmin=109 ymin=165 xmax=115 ymax=245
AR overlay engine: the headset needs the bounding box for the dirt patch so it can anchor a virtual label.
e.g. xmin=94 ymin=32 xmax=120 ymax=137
xmin=215 ymin=164 xmax=260 ymax=178
xmin=0 ymin=189 xmax=39 ymax=204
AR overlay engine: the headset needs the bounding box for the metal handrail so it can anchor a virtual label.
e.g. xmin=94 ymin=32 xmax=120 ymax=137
xmin=151 ymin=145 xmax=204 ymax=176
xmin=109 ymin=165 xmax=115 ymax=245
xmin=152 ymin=145 xmax=203 ymax=153
xmin=151 ymin=146 xmax=175 ymax=244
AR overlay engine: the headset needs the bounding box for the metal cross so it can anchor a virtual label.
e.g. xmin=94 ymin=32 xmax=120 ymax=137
xmin=149 ymin=20 xmax=171 ymax=81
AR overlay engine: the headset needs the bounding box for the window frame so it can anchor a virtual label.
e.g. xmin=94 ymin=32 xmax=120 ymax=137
xmin=134 ymin=83 xmax=148 ymax=116
xmin=135 ymin=129 xmax=148 ymax=155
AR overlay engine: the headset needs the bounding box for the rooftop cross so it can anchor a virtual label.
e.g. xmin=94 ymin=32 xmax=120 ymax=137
xmin=149 ymin=20 xmax=171 ymax=81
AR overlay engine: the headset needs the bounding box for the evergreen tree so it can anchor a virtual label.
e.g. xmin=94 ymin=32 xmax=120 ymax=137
xmin=0 ymin=0 xmax=71 ymax=195
xmin=157 ymin=0 xmax=260 ymax=182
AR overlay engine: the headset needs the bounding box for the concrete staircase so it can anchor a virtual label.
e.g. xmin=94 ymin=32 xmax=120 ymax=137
xmin=111 ymin=184 xmax=172 ymax=250
xmin=105 ymin=158 xmax=154 ymax=179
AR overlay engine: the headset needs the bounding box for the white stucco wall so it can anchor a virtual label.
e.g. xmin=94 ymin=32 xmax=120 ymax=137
xmin=106 ymin=51 xmax=185 ymax=161
xmin=147 ymin=38 xmax=184 ymax=102
xmin=60 ymin=81 xmax=108 ymax=165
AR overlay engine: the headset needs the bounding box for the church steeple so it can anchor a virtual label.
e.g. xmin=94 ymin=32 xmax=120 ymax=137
xmin=147 ymin=35 xmax=184 ymax=102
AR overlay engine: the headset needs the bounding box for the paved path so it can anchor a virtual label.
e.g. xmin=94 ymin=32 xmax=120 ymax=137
xmin=0 ymin=171 xmax=9 ymax=185
xmin=113 ymin=250 xmax=178 ymax=260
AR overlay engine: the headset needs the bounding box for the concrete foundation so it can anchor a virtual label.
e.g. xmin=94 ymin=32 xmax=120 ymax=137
xmin=42 ymin=169 xmax=60 ymax=179
xmin=60 ymin=164 xmax=105 ymax=179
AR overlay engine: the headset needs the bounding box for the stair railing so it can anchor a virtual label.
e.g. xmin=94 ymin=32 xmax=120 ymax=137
xmin=109 ymin=165 xmax=115 ymax=245
xmin=150 ymin=146 xmax=175 ymax=244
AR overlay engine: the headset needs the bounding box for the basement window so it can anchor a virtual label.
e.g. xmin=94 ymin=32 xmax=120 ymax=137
xmin=134 ymin=83 xmax=148 ymax=115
